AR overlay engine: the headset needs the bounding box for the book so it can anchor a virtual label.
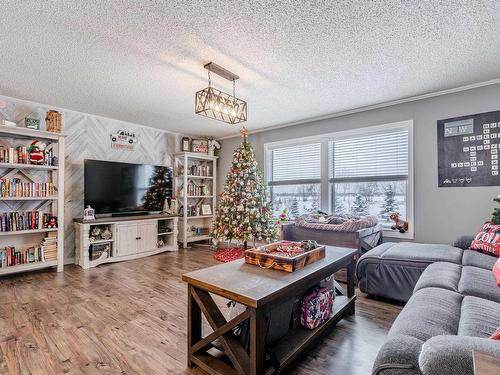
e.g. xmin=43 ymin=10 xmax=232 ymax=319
xmin=0 ymin=211 xmax=51 ymax=232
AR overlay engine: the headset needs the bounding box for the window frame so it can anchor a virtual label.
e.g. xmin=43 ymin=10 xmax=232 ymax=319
xmin=265 ymin=140 xmax=323 ymax=217
xmin=264 ymin=120 xmax=414 ymax=239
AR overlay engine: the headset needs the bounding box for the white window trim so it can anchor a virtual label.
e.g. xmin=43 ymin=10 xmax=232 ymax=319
xmin=264 ymin=120 xmax=415 ymax=240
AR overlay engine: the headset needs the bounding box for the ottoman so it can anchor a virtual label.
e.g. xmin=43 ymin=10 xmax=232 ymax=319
xmin=356 ymin=242 xmax=464 ymax=302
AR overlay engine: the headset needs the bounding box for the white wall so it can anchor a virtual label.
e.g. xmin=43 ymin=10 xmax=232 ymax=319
xmin=218 ymin=83 xmax=500 ymax=245
xmin=0 ymin=95 xmax=183 ymax=261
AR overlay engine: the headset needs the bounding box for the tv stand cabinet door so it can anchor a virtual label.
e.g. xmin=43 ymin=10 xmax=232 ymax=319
xmin=115 ymin=223 xmax=139 ymax=256
xmin=137 ymin=221 xmax=158 ymax=252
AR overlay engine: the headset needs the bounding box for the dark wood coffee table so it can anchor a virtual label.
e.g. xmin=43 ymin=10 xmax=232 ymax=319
xmin=182 ymin=246 xmax=357 ymax=375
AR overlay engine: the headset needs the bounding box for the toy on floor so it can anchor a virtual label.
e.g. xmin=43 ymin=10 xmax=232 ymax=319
xmin=390 ymin=212 xmax=408 ymax=233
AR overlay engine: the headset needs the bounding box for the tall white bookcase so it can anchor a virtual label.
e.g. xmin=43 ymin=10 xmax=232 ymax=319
xmin=0 ymin=126 xmax=65 ymax=275
xmin=174 ymin=152 xmax=217 ymax=248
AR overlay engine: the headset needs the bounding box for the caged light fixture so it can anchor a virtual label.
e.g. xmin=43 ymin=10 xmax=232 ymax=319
xmin=195 ymin=62 xmax=247 ymax=125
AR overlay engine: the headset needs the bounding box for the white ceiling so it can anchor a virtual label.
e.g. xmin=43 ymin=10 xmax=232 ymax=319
xmin=0 ymin=1 xmax=499 ymax=138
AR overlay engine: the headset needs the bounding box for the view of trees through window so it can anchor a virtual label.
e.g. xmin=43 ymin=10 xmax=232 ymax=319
xmin=270 ymin=180 xmax=406 ymax=228
xmin=270 ymin=184 xmax=320 ymax=218
xmin=332 ymin=180 xmax=406 ymax=228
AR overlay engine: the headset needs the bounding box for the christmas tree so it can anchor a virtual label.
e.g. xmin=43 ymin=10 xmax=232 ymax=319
xmin=350 ymin=194 xmax=368 ymax=216
xmin=212 ymin=128 xmax=277 ymax=248
xmin=289 ymin=198 xmax=300 ymax=218
xmin=142 ymin=166 xmax=172 ymax=211
xmin=380 ymin=184 xmax=399 ymax=220
xmin=492 ymin=194 xmax=500 ymax=224
xmin=333 ymin=196 xmax=345 ymax=213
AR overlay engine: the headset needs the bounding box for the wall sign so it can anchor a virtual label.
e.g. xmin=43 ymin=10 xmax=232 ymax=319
xmin=110 ymin=130 xmax=138 ymax=151
xmin=438 ymin=110 xmax=500 ymax=187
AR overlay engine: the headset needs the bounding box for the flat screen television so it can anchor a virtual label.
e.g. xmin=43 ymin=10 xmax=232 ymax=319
xmin=84 ymin=159 xmax=173 ymax=216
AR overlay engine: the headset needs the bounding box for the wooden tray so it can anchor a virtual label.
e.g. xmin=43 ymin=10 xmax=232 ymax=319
xmin=245 ymin=241 xmax=325 ymax=272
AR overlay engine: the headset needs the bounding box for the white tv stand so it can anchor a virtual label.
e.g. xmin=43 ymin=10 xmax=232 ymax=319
xmin=74 ymin=214 xmax=178 ymax=269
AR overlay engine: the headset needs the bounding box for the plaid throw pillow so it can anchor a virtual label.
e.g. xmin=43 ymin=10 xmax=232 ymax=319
xmin=470 ymin=222 xmax=500 ymax=258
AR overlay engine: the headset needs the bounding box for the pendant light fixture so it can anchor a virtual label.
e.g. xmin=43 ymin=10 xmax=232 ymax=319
xmin=195 ymin=62 xmax=247 ymax=125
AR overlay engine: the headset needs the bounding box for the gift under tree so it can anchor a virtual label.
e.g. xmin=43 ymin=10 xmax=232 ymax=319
xmin=212 ymin=128 xmax=277 ymax=249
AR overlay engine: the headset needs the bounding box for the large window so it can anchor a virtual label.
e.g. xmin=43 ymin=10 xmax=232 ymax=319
xmin=267 ymin=142 xmax=321 ymax=218
xmin=265 ymin=121 xmax=413 ymax=237
xmin=330 ymin=128 xmax=409 ymax=229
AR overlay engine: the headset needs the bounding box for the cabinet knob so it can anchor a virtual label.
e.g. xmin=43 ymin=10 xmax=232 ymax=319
xmin=136 ymin=237 xmax=141 ymax=240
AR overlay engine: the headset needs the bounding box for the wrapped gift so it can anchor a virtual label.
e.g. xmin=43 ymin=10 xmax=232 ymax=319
xmin=300 ymin=287 xmax=335 ymax=330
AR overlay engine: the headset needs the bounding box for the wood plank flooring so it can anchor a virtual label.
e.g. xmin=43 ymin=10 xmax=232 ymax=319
xmin=0 ymin=248 xmax=402 ymax=375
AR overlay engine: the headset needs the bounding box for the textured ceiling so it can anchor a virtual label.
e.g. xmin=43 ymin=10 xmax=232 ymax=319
xmin=0 ymin=1 xmax=499 ymax=138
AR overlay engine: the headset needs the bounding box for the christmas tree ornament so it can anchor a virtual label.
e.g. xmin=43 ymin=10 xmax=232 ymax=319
xmin=211 ymin=127 xmax=277 ymax=249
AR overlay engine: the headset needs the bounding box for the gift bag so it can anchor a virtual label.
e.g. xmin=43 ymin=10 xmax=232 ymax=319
xmin=300 ymin=287 xmax=335 ymax=330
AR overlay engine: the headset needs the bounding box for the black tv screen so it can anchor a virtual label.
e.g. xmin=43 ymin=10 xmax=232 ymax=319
xmin=84 ymin=160 xmax=173 ymax=215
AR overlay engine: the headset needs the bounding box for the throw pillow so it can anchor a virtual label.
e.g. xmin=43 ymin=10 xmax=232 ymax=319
xmin=470 ymin=222 xmax=500 ymax=257
xmin=490 ymin=326 xmax=500 ymax=340
xmin=493 ymin=257 xmax=500 ymax=287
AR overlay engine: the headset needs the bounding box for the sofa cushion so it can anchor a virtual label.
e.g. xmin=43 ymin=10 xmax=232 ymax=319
xmin=413 ymin=262 xmax=461 ymax=293
xmin=356 ymin=242 xmax=464 ymax=302
xmin=461 ymin=249 xmax=497 ymax=270
xmin=366 ymin=242 xmax=463 ymax=263
xmin=458 ymin=266 xmax=500 ymax=303
xmin=470 ymin=221 xmax=500 ymax=257
xmin=458 ymin=296 xmax=500 ymax=337
xmin=389 ymin=287 xmax=462 ymax=341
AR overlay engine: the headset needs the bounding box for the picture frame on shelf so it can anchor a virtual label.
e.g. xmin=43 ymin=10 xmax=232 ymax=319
xmin=181 ymin=137 xmax=191 ymax=152
xmin=25 ymin=118 xmax=41 ymax=130
xmin=201 ymin=204 xmax=212 ymax=215
xmin=191 ymin=139 xmax=208 ymax=154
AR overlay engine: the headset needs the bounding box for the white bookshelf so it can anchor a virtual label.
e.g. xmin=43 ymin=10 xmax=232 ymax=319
xmin=0 ymin=126 xmax=65 ymax=275
xmin=174 ymin=152 xmax=217 ymax=248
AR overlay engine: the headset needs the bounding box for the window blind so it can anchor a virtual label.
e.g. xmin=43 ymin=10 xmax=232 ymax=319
xmin=271 ymin=143 xmax=321 ymax=182
xmin=332 ymin=129 xmax=408 ymax=179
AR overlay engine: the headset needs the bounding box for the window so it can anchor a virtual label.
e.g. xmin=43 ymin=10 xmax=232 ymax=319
xmin=265 ymin=121 xmax=413 ymax=237
xmin=267 ymin=142 xmax=321 ymax=218
xmin=330 ymin=128 xmax=409 ymax=229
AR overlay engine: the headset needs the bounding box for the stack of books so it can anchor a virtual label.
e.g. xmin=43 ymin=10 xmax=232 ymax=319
xmin=0 ymin=211 xmax=52 ymax=232
xmin=41 ymin=235 xmax=57 ymax=261
xmin=0 ymin=178 xmax=56 ymax=197
xmin=0 ymin=245 xmax=44 ymax=268
xmin=0 ymin=145 xmax=56 ymax=166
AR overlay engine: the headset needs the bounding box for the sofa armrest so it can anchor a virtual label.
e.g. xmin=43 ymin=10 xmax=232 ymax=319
xmin=419 ymin=335 xmax=500 ymax=375
xmin=372 ymin=335 xmax=423 ymax=375
xmin=452 ymin=235 xmax=475 ymax=250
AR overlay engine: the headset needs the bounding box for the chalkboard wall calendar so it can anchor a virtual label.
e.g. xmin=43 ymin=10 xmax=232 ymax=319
xmin=438 ymin=110 xmax=500 ymax=187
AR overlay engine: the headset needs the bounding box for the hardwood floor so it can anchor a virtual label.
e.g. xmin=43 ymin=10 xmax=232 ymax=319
xmin=0 ymin=247 xmax=402 ymax=375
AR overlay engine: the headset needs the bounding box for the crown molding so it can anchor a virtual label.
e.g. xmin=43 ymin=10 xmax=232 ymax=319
xmin=218 ymin=78 xmax=500 ymax=140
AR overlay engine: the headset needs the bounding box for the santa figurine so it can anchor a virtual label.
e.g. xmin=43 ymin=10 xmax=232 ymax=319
xmin=47 ymin=216 xmax=57 ymax=228
xmin=28 ymin=140 xmax=46 ymax=165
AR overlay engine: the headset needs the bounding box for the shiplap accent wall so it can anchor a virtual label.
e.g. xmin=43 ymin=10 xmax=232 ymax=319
xmin=0 ymin=96 xmax=182 ymax=261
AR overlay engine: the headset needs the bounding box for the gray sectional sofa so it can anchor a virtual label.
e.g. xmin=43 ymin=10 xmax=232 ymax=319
xmin=358 ymin=241 xmax=500 ymax=375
